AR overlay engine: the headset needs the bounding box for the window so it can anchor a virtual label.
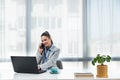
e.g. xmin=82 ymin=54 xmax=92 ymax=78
xmin=0 ymin=0 xmax=83 ymax=61
xmin=0 ymin=0 xmax=26 ymax=61
xmin=86 ymin=0 xmax=120 ymax=57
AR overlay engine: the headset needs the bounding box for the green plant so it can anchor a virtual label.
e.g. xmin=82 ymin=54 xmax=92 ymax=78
xmin=92 ymin=54 xmax=111 ymax=66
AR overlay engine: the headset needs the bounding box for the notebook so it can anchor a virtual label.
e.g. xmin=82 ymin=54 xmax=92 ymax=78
xmin=74 ymin=72 xmax=94 ymax=79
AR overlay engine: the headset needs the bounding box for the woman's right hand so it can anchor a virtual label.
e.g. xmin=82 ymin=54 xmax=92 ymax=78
xmin=38 ymin=43 xmax=44 ymax=55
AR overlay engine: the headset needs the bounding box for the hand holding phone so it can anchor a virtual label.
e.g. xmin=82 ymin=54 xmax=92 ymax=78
xmin=40 ymin=43 xmax=44 ymax=49
xmin=38 ymin=43 xmax=44 ymax=55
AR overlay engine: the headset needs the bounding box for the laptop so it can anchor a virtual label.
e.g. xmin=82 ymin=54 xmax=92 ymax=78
xmin=11 ymin=56 xmax=46 ymax=74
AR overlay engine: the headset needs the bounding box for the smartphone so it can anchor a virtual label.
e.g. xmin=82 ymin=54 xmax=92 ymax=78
xmin=40 ymin=43 xmax=44 ymax=49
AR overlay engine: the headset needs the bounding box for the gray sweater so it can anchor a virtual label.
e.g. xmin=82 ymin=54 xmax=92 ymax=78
xmin=36 ymin=44 xmax=60 ymax=70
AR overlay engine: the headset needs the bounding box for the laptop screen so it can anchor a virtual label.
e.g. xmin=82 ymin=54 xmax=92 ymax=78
xmin=11 ymin=56 xmax=40 ymax=73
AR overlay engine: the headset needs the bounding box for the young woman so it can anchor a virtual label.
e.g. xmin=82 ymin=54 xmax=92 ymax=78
xmin=36 ymin=31 xmax=60 ymax=70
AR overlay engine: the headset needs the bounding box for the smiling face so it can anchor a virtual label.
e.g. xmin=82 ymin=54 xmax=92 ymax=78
xmin=41 ymin=36 xmax=52 ymax=48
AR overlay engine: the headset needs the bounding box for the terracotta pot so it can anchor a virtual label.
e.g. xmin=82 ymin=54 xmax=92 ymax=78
xmin=96 ymin=65 xmax=108 ymax=78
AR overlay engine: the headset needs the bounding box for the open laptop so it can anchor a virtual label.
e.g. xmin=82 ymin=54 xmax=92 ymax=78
xmin=11 ymin=56 xmax=46 ymax=74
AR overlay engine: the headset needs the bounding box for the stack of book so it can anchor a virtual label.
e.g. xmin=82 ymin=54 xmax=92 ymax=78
xmin=74 ymin=72 xmax=94 ymax=79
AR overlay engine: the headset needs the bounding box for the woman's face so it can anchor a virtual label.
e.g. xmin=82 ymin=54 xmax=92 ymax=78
xmin=41 ymin=36 xmax=51 ymax=47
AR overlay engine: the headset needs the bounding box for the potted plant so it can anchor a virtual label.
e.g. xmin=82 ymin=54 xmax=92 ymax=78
xmin=92 ymin=54 xmax=111 ymax=78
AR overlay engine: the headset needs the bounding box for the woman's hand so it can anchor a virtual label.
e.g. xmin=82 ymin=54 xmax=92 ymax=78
xmin=38 ymin=65 xmax=41 ymax=70
xmin=38 ymin=43 xmax=44 ymax=55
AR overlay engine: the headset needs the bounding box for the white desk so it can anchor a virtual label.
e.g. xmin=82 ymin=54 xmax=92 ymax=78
xmin=0 ymin=62 xmax=120 ymax=80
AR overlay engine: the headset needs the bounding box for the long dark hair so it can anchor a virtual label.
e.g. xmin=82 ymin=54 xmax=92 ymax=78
xmin=41 ymin=31 xmax=53 ymax=44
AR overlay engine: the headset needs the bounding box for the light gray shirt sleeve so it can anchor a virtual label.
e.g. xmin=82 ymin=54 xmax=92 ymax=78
xmin=36 ymin=49 xmax=43 ymax=64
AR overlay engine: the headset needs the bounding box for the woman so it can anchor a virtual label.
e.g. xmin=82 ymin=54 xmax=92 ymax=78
xmin=36 ymin=31 xmax=60 ymax=70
